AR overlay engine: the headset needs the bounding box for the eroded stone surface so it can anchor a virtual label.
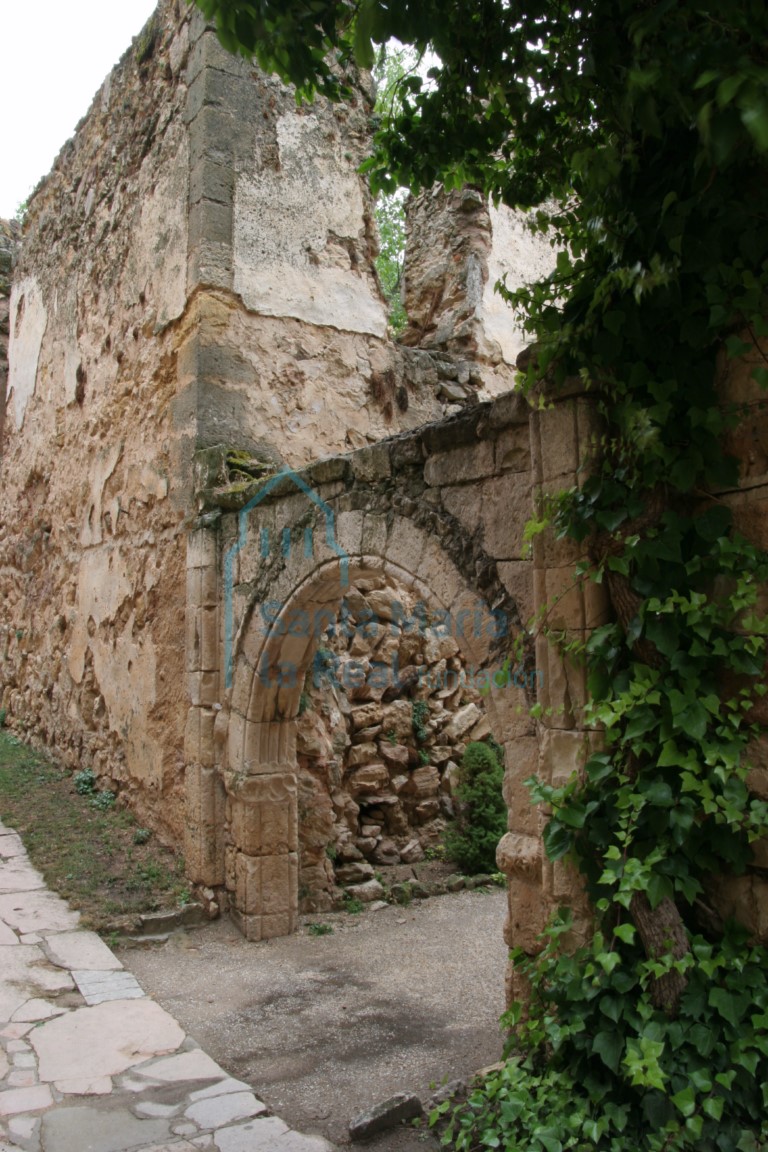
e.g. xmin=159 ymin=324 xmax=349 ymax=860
xmin=134 ymin=1049 xmax=224 ymax=1084
xmin=185 ymin=1090 xmax=267 ymax=1129
xmin=72 ymin=969 xmax=144 ymax=1005
xmin=40 ymin=1105 xmax=171 ymax=1152
xmin=31 ymin=999 xmax=185 ymax=1084
xmin=0 ymin=891 xmax=79 ymax=936
xmin=43 ymin=931 xmax=122 ymax=972
xmin=0 ymin=945 xmax=74 ymax=1020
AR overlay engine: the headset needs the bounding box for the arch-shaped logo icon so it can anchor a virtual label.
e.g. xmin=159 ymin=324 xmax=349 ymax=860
xmin=223 ymin=469 xmax=350 ymax=689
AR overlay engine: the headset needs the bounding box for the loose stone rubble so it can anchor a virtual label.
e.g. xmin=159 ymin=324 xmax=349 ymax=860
xmin=295 ymin=573 xmax=495 ymax=910
xmin=0 ymin=820 xmax=336 ymax=1152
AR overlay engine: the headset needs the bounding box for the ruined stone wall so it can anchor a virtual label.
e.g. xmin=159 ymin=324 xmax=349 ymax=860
xmin=0 ymin=0 xmax=460 ymax=849
xmin=402 ymin=187 xmax=555 ymax=397
xmin=182 ymin=392 xmax=538 ymax=938
xmin=0 ymin=1 xmax=194 ymax=844
xmin=0 ymin=219 xmax=19 ymax=458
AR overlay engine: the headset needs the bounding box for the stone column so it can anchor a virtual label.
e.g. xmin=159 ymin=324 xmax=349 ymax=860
xmin=184 ymin=524 xmax=225 ymax=887
xmin=225 ymin=767 xmax=299 ymax=941
xmin=502 ymin=383 xmax=607 ymax=1002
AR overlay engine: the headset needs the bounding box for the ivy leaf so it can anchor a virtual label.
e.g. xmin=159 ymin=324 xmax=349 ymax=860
xmin=643 ymin=780 xmax=674 ymax=807
xmin=543 ymin=821 xmax=572 ymax=862
xmin=671 ymin=1084 xmax=697 ymax=1117
xmin=593 ymin=1030 xmax=623 ymax=1072
xmin=613 ymin=922 xmax=636 ymax=944
xmin=709 ymin=987 xmax=749 ymax=1027
xmin=645 ymin=617 xmax=681 ymax=657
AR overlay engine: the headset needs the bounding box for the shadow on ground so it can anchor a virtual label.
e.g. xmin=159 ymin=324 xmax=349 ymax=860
xmin=118 ymin=887 xmax=509 ymax=1150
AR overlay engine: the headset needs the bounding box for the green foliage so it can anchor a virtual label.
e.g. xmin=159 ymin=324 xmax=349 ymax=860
xmin=309 ymin=922 xmax=334 ymax=936
xmin=89 ymin=790 xmax=116 ymax=812
xmin=439 ymin=912 xmax=768 ymax=1152
xmin=411 ymin=700 xmax=430 ymax=744
xmin=344 ymin=895 xmax=364 ymax=914
xmin=373 ymin=190 xmax=408 ymax=334
xmin=0 ymin=710 xmax=6 ymax=729
xmin=74 ymin=768 xmax=96 ymax=796
xmin=133 ymin=828 xmax=151 ymax=846
xmin=371 ymin=43 xmax=419 ymax=335
xmin=444 ymin=742 xmax=507 ymax=875
xmin=418 ymin=748 xmax=430 ymax=766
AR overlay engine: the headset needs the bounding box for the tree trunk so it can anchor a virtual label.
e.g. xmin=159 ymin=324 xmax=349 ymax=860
xmin=630 ymin=891 xmax=689 ymax=1015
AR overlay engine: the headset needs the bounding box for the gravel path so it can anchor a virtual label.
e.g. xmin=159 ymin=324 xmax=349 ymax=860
xmin=118 ymin=888 xmax=509 ymax=1149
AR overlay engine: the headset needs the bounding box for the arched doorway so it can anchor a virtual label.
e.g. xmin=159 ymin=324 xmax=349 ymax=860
xmin=216 ymin=509 xmax=520 ymax=940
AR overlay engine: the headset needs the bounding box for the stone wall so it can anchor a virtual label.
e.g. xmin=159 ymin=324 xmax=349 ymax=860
xmin=0 ymin=219 xmax=19 ymax=459
xmin=294 ymin=573 xmax=492 ymax=911
xmin=401 ymin=187 xmax=555 ymax=396
xmin=0 ymin=2 xmax=447 ymax=847
xmin=1 ymin=3 xmax=194 ymax=844
xmin=182 ymin=392 xmax=538 ymax=939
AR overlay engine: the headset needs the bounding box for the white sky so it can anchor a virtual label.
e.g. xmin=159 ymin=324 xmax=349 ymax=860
xmin=0 ymin=0 xmax=161 ymax=219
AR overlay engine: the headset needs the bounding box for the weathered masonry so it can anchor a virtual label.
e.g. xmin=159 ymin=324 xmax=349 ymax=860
xmin=182 ymin=388 xmax=604 ymax=949
xmin=3 ymin=0 xmax=768 ymax=978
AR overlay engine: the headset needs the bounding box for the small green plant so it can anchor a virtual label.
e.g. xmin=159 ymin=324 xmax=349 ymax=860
xmin=344 ymin=896 xmax=364 ymax=914
xmin=325 ymin=843 xmax=338 ymax=862
xmin=490 ymin=871 xmax=506 ymax=888
xmin=386 ymin=729 xmax=397 ymax=744
xmin=444 ymin=742 xmax=506 ymax=875
xmin=424 ymin=844 xmax=446 ymax=862
xmin=418 ymin=748 xmax=430 ymax=765
xmin=298 ymin=691 xmax=311 ymax=716
xmin=411 ymin=700 xmax=430 ymax=744
xmin=89 ymin=790 xmax=116 ymax=812
xmin=133 ymin=827 xmax=151 ymax=845
xmin=0 ymin=709 xmax=6 ymax=728
xmin=178 ymin=888 xmax=191 ymax=907
xmin=308 ymin=922 xmax=334 ymax=936
xmin=74 ymin=768 xmax=96 ymax=795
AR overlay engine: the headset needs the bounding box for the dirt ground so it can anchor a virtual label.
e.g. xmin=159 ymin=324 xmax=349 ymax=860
xmin=118 ymin=887 xmax=509 ymax=1150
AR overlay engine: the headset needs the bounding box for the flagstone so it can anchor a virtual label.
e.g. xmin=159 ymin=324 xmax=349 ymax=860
xmin=0 ymin=890 xmax=79 ymax=935
xmin=185 ymin=1091 xmax=267 ymax=1130
xmin=0 ymin=835 xmax=25 ymax=859
xmin=212 ymin=1117 xmax=290 ymax=1152
xmin=11 ymin=998 xmax=69 ymax=1023
xmin=72 ymin=970 xmax=144 ymax=1005
xmin=135 ymin=1050 xmax=224 ymax=1084
xmin=0 ymin=1084 xmax=52 ymax=1116
xmin=0 ymin=946 xmax=74 ymax=1020
xmin=0 ymin=923 xmax=17 ymax=947
xmin=140 ymin=1144 xmax=198 ymax=1152
xmin=40 ymin=1105 xmax=171 ymax=1152
xmin=188 ymin=1078 xmax=252 ymax=1102
xmin=43 ymin=931 xmax=122 ymax=972
xmin=31 ymin=999 xmax=184 ymax=1084
xmin=54 ymin=1075 xmax=113 ymax=1096
xmin=7 ymin=1071 xmax=36 ymax=1089
xmin=0 ymin=858 xmax=46 ymax=893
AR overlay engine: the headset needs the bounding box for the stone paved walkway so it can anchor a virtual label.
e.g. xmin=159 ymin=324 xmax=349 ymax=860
xmin=0 ymin=820 xmax=337 ymax=1152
